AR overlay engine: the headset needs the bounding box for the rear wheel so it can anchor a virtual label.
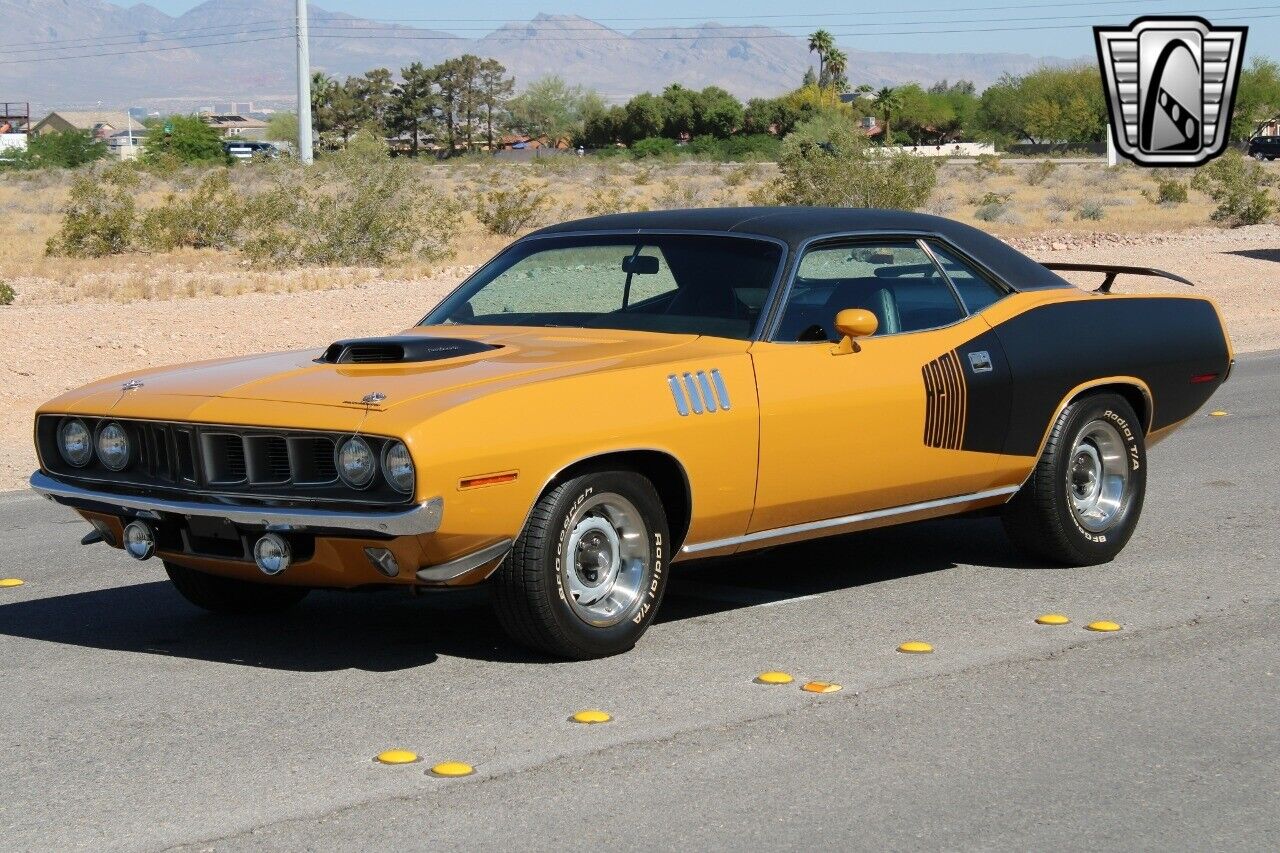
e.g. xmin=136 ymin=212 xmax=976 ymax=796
xmin=1002 ymin=393 xmax=1146 ymax=566
xmin=165 ymin=561 xmax=310 ymax=614
xmin=491 ymin=470 xmax=669 ymax=659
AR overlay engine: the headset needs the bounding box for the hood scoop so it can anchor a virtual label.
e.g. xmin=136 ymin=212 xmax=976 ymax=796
xmin=319 ymin=335 xmax=499 ymax=365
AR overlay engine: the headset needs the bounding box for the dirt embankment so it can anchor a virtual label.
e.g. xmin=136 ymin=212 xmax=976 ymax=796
xmin=3 ymin=225 xmax=1277 ymax=492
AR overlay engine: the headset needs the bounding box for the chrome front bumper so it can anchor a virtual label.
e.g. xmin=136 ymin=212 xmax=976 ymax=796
xmin=29 ymin=471 xmax=444 ymax=537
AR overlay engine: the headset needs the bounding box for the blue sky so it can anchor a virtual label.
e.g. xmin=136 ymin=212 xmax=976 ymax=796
xmin=133 ymin=1 xmax=1278 ymax=58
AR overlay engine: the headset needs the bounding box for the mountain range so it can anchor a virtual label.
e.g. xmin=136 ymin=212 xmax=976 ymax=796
xmin=0 ymin=0 xmax=1070 ymax=112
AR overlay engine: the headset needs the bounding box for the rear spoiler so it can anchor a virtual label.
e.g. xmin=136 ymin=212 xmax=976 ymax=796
xmin=1039 ymin=262 xmax=1195 ymax=294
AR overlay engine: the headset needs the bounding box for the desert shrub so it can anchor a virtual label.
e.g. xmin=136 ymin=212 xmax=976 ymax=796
xmin=630 ymin=137 xmax=679 ymax=160
xmin=1191 ymin=151 xmax=1275 ymax=226
xmin=0 ymin=281 xmax=14 ymax=306
xmin=471 ymin=181 xmax=549 ymax=235
xmin=1025 ymin=159 xmax=1057 ymax=186
xmin=240 ymin=131 xmax=460 ymax=267
xmin=652 ymin=178 xmax=708 ymax=210
xmin=138 ymin=169 xmax=242 ymax=250
xmin=974 ymin=153 xmax=1008 ymax=175
xmin=45 ymin=162 xmax=141 ymax=257
xmin=584 ymin=186 xmax=629 ymax=215
xmin=723 ymin=162 xmax=760 ymax=187
xmin=1153 ymin=177 xmax=1189 ymax=204
xmin=1075 ymin=200 xmax=1105 ymax=221
xmin=764 ymin=121 xmax=936 ymax=209
xmin=974 ymin=201 xmax=1020 ymax=224
xmin=971 ymin=190 xmax=1011 ymax=206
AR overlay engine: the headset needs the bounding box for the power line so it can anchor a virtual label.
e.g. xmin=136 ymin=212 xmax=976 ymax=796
xmin=0 ymin=0 xmax=1246 ymax=52
xmin=1 ymin=6 xmax=1274 ymax=65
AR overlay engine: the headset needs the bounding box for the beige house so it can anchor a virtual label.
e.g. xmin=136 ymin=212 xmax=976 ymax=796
xmin=32 ymin=111 xmax=134 ymax=138
xmin=201 ymin=114 xmax=268 ymax=140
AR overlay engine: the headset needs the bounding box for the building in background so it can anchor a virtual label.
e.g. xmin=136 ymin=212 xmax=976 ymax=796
xmin=200 ymin=113 xmax=268 ymax=140
xmin=107 ymin=128 xmax=147 ymax=160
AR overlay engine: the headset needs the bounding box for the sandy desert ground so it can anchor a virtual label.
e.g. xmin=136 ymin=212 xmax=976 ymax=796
xmin=2 ymin=223 xmax=1276 ymax=492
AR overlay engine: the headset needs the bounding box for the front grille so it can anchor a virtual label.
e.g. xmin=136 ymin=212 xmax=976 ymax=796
xmin=37 ymin=416 xmax=408 ymax=505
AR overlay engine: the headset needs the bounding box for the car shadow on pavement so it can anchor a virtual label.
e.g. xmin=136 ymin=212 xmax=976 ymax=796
xmin=0 ymin=517 xmax=1044 ymax=671
xmin=1223 ymin=248 xmax=1280 ymax=263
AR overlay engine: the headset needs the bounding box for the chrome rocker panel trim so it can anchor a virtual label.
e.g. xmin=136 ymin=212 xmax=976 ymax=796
xmin=30 ymin=471 xmax=444 ymax=537
xmin=416 ymin=538 xmax=513 ymax=583
xmin=681 ymin=486 xmax=1020 ymax=554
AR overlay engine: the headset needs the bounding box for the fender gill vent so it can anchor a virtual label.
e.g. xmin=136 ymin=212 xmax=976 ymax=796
xmin=319 ymin=336 xmax=498 ymax=365
xmin=922 ymin=351 xmax=968 ymax=450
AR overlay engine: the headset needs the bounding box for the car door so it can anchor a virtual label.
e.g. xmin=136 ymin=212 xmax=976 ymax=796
xmin=748 ymin=237 xmax=1013 ymax=535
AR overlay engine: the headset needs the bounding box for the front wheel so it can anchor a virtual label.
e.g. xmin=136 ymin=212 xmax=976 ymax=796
xmin=1002 ymin=393 xmax=1146 ymax=566
xmin=490 ymin=470 xmax=670 ymax=659
xmin=165 ymin=561 xmax=310 ymax=614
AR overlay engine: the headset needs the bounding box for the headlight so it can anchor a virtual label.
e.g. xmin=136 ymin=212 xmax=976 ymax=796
xmin=336 ymin=436 xmax=376 ymax=488
xmin=96 ymin=422 xmax=131 ymax=471
xmin=381 ymin=441 xmax=415 ymax=494
xmin=57 ymin=419 xmax=93 ymax=467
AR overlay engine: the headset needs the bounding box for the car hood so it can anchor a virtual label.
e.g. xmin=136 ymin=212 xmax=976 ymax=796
xmin=46 ymin=326 xmax=725 ymax=418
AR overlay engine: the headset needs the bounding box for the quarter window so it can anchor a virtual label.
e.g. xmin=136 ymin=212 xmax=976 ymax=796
xmin=775 ymin=240 xmax=965 ymax=341
xmin=926 ymin=242 xmax=1008 ymax=313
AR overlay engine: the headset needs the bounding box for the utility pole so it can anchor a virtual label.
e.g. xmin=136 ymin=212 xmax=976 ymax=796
xmin=295 ymin=0 xmax=314 ymax=164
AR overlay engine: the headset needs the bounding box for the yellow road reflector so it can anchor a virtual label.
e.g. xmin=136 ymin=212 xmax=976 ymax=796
xmin=1036 ymin=613 xmax=1071 ymax=626
xmin=375 ymin=749 xmax=419 ymax=765
xmin=801 ymin=681 xmax=843 ymax=694
xmin=1086 ymin=620 xmax=1122 ymax=632
xmin=571 ymin=709 xmax=612 ymax=724
xmin=755 ymin=670 xmax=794 ymax=685
xmin=898 ymin=641 xmax=934 ymax=654
xmin=0 ymin=578 xmax=24 ymax=588
xmin=429 ymin=761 xmax=475 ymax=778
xmin=1210 ymin=410 xmax=1229 ymax=417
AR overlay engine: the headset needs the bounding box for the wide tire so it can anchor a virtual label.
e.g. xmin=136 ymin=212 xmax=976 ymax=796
xmin=491 ymin=470 xmax=670 ymax=660
xmin=165 ymin=561 xmax=310 ymax=614
xmin=1002 ymin=393 xmax=1146 ymax=566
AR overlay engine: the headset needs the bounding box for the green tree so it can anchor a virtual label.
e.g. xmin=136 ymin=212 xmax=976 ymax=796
xmin=695 ymin=86 xmax=744 ymax=138
xmin=1232 ymin=57 xmax=1280 ymax=142
xmin=871 ymin=87 xmax=903 ymax=142
xmin=808 ymin=29 xmax=835 ymax=88
xmin=143 ymin=115 xmax=227 ymax=164
xmin=766 ymin=119 xmax=937 ymax=209
xmin=389 ymin=62 xmax=439 ymax=157
xmin=265 ymin=112 xmax=299 ymax=143
xmin=358 ymin=68 xmax=396 ymax=132
xmin=509 ymin=75 xmax=603 ymax=142
xmin=24 ymin=130 xmax=107 ymax=168
xmin=477 ymin=58 xmax=515 ymax=150
xmin=621 ymin=92 xmax=665 ymax=144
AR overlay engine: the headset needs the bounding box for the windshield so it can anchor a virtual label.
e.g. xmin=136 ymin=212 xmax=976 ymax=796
xmin=421 ymin=233 xmax=784 ymax=340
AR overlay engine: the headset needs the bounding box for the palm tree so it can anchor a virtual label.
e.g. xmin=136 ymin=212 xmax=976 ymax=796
xmin=808 ymin=29 xmax=834 ymax=88
xmin=872 ymin=86 xmax=902 ymax=142
xmin=825 ymin=49 xmax=849 ymax=92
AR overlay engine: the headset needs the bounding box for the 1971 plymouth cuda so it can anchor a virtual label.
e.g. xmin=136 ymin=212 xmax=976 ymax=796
xmin=31 ymin=208 xmax=1232 ymax=659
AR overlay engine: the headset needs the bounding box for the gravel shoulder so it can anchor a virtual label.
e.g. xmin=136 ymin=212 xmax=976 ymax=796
xmin=2 ymin=224 xmax=1276 ymax=491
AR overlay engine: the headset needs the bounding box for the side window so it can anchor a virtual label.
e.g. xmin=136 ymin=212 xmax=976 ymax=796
xmin=927 ymin=242 xmax=1007 ymax=313
xmin=776 ymin=241 xmax=965 ymax=341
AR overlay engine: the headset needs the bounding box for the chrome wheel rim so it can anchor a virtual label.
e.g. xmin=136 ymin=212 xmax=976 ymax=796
xmin=562 ymin=492 xmax=650 ymax=627
xmin=1066 ymin=419 xmax=1130 ymax=532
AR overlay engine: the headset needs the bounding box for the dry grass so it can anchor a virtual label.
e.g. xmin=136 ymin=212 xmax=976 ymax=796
xmin=2 ymin=158 xmax=1277 ymax=308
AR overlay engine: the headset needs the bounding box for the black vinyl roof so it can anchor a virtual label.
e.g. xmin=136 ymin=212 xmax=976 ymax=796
xmin=531 ymin=207 xmax=1071 ymax=292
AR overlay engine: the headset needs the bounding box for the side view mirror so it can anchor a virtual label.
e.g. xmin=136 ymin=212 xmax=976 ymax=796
xmin=832 ymin=308 xmax=879 ymax=355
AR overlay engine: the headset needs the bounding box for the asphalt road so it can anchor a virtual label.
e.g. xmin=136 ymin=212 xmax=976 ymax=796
xmin=1 ymin=352 xmax=1277 ymax=852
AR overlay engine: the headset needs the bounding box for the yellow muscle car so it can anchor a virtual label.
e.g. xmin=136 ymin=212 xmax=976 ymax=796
xmin=32 ymin=208 xmax=1233 ymax=659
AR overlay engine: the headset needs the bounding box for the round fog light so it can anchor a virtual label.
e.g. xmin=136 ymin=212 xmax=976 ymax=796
xmin=122 ymin=520 xmax=155 ymax=561
xmin=253 ymin=533 xmax=292 ymax=576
